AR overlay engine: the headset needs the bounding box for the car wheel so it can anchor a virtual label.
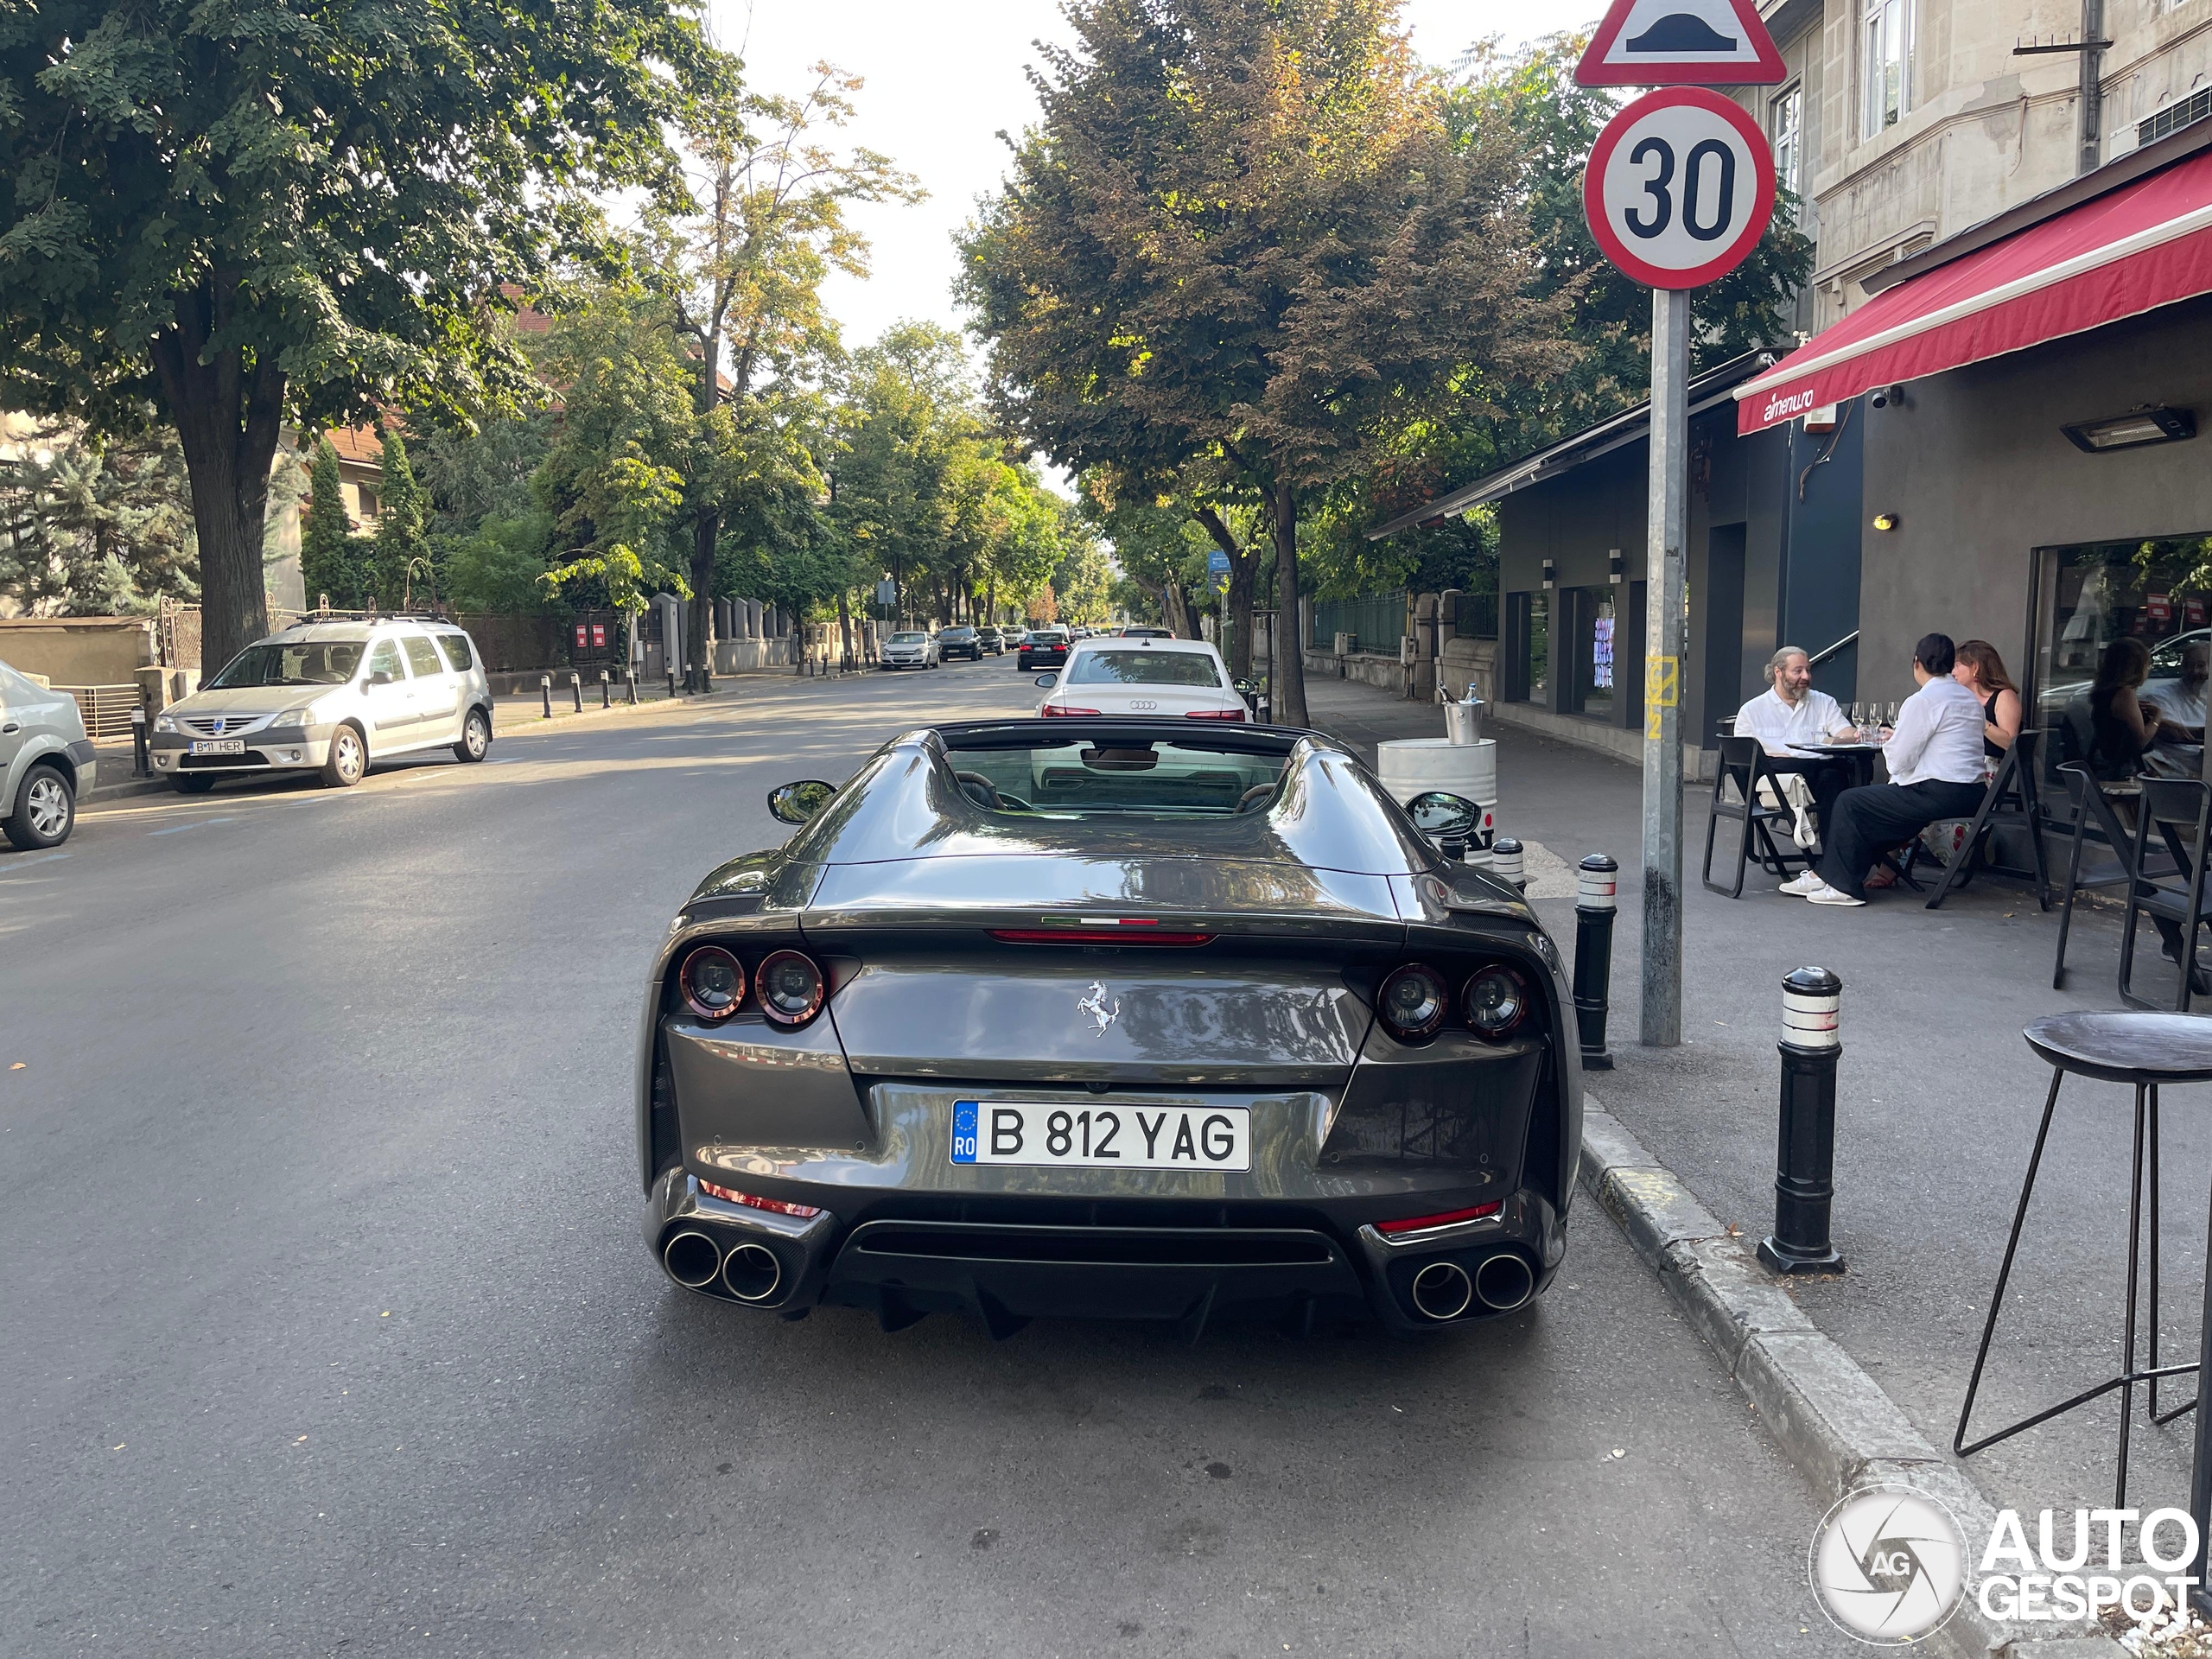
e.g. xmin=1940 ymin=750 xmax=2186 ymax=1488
xmin=454 ymin=708 xmax=491 ymax=764
xmin=172 ymin=774 xmax=215 ymax=795
xmin=3 ymin=761 xmax=74 ymax=850
xmin=321 ymin=723 xmax=367 ymax=788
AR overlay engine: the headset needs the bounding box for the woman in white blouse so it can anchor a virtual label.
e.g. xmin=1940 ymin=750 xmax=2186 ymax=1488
xmin=1785 ymin=633 xmax=1990 ymax=907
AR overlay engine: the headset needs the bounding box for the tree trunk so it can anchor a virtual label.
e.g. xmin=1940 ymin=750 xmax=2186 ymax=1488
xmin=150 ymin=276 xmax=281 ymax=677
xmin=1270 ymin=480 xmax=1306 ymax=728
xmin=685 ymin=507 xmax=718 ymax=690
xmin=837 ymin=589 xmax=854 ymax=667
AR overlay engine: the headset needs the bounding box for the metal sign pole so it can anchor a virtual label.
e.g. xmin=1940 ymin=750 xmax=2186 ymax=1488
xmin=1641 ymin=285 xmax=1690 ymax=1046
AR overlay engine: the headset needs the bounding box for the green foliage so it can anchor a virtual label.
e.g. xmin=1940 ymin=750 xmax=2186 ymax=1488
xmin=0 ymin=0 xmax=716 ymax=669
xmin=298 ymin=438 xmax=369 ymax=609
xmin=373 ymin=429 xmax=433 ymax=608
xmin=443 ymin=513 xmax=557 ymax=614
xmin=0 ymin=422 xmax=198 ymax=613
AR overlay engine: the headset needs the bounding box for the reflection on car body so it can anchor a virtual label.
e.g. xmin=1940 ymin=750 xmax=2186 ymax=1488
xmin=638 ymin=716 xmax=1580 ymax=1339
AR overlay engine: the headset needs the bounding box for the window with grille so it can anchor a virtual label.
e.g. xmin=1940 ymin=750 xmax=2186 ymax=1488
xmin=2140 ymin=86 xmax=2211 ymax=148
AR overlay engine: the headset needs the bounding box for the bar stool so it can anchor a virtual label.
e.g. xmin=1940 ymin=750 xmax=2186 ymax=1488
xmin=1955 ymin=1011 xmax=2212 ymax=1505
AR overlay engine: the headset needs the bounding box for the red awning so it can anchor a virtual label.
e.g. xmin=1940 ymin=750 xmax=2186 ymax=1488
xmin=1734 ymin=147 xmax=2212 ymax=434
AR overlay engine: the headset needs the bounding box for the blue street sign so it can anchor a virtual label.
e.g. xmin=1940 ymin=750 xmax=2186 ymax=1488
xmin=1207 ymin=549 xmax=1230 ymax=577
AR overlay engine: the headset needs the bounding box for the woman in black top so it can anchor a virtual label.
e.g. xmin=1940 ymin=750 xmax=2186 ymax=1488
xmin=1954 ymin=639 xmax=2021 ymax=760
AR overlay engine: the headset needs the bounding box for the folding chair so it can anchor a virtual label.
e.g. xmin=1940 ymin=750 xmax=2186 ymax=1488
xmin=1924 ymin=730 xmax=2052 ymax=912
xmin=1700 ymin=736 xmax=1815 ymax=898
xmin=2119 ymin=778 xmax=2212 ymax=1012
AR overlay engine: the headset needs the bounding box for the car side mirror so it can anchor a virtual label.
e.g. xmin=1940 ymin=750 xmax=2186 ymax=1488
xmin=768 ymin=779 xmax=836 ymax=825
xmin=1405 ymin=790 xmax=1479 ymax=843
xmin=366 ymin=670 xmax=397 ymax=687
xmin=1034 ymin=672 xmax=1058 ymax=689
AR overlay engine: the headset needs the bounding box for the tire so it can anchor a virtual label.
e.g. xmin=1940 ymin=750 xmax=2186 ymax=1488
xmin=3 ymin=761 xmax=74 ymax=850
xmin=172 ymin=774 xmax=215 ymax=795
xmin=321 ymin=722 xmax=367 ymax=788
xmin=454 ymin=707 xmax=491 ymax=764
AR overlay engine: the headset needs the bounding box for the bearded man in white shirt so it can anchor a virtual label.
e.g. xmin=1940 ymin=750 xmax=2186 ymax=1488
xmin=1790 ymin=633 xmax=1990 ymax=906
xmin=1733 ymin=647 xmax=1859 ymax=846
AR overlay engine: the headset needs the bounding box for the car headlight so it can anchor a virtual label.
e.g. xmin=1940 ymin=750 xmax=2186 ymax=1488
xmin=153 ymin=714 xmax=177 ymax=733
xmin=269 ymin=706 xmax=315 ymax=728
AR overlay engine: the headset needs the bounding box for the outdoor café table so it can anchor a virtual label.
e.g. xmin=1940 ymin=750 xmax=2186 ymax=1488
xmin=1783 ymin=738 xmax=1887 ymax=787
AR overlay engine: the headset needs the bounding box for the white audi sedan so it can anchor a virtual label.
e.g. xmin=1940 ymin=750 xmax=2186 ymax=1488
xmin=1034 ymin=635 xmax=1249 ymax=721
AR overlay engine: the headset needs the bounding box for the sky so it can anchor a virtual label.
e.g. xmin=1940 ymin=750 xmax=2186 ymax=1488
xmin=709 ymin=0 xmax=1603 ymax=359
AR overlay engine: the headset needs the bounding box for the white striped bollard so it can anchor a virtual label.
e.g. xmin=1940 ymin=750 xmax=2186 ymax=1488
xmin=539 ymin=674 xmax=553 ymax=719
xmin=1758 ymin=967 xmax=1847 ymax=1274
xmin=1491 ymin=837 xmax=1524 ymax=893
xmin=1573 ymin=855 xmax=1618 ymax=1071
xmin=569 ymin=671 xmax=583 ymax=714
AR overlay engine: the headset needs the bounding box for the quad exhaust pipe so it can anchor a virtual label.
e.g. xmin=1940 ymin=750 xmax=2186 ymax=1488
xmin=660 ymin=1229 xmax=785 ymax=1304
xmin=1408 ymin=1251 xmax=1535 ymax=1321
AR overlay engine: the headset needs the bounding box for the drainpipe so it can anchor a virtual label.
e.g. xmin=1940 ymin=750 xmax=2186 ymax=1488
xmin=2078 ymin=0 xmax=2105 ymax=175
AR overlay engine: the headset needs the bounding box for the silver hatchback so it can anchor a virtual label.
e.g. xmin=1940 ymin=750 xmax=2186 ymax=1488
xmin=150 ymin=620 xmax=494 ymax=792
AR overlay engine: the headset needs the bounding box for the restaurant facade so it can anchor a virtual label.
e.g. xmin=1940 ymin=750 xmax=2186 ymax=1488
xmin=1376 ymin=117 xmax=2212 ymax=783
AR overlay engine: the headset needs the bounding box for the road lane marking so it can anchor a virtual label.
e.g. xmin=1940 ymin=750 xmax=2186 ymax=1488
xmin=0 ymin=851 xmax=71 ymax=878
xmin=147 ymin=816 xmax=236 ymax=836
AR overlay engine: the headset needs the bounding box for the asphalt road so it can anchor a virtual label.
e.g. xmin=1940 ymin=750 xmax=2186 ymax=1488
xmin=3 ymin=659 xmax=1856 ymax=1657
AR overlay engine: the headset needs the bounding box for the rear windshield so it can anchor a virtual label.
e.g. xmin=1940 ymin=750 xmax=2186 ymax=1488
xmin=949 ymin=738 xmax=1287 ymax=817
xmin=1068 ymin=649 xmax=1223 ymax=687
xmin=207 ymin=640 xmax=365 ymax=688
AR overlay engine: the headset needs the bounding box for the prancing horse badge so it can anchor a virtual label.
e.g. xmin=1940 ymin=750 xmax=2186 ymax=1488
xmin=1077 ymin=981 xmax=1119 ymax=1036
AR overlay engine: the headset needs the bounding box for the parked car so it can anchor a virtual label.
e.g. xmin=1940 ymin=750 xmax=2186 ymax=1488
xmin=1116 ymin=626 xmax=1176 ymax=639
xmin=149 ymin=618 xmax=493 ymax=793
xmin=1035 ymin=636 xmax=1249 ymax=721
xmin=637 ymin=717 xmax=1576 ymax=1335
xmin=1016 ymin=626 xmax=1071 ymax=671
xmin=880 ymin=630 xmax=939 ymax=670
xmin=0 ymin=657 xmax=95 ymax=850
xmin=976 ymin=626 xmax=1005 ymax=656
xmin=938 ymin=626 xmax=983 ymax=662
xmin=1001 ymin=627 xmax=1029 ymax=651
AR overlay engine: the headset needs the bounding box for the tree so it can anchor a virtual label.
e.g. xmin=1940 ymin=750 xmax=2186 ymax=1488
xmin=652 ymin=62 xmax=919 ymax=687
xmin=298 ymin=438 xmax=365 ymax=609
xmin=962 ymin=0 xmax=1574 ymax=724
xmin=0 ymin=423 xmax=197 ymax=613
xmin=373 ymin=430 xmax=434 ymax=611
xmin=0 ymin=0 xmax=713 ymax=674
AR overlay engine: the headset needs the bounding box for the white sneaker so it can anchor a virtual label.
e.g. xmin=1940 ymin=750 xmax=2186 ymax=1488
xmin=1805 ymin=883 xmax=1866 ymax=906
xmin=1779 ymin=871 xmax=1825 ymax=896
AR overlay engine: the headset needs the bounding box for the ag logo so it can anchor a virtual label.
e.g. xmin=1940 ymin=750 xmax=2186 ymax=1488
xmin=1809 ymin=1484 xmax=1967 ymax=1643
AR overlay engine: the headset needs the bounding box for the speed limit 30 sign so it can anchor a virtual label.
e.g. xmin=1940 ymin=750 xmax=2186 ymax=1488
xmin=1583 ymin=87 xmax=1776 ymax=289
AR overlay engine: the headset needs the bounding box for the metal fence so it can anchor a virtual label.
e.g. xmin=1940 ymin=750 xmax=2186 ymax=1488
xmin=1310 ymin=591 xmax=1408 ymax=654
xmin=1455 ymin=591 xmax=1499 ymax=639
xmin=55 ymin=684 xmax=141 ymax=738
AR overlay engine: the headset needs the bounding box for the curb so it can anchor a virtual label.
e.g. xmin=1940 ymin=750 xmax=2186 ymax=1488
xmin=1580 ymin=1102 xmax=2128 ymax=1658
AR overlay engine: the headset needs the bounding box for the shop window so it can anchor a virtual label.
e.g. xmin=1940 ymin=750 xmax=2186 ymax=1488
xmin=2031 ymin=534 xmax=2212 ymax=785
xmin=1506 ymin=591 xmax=1549 ymax=705
xmin=1862 ymin=0 xmax=1914 ymax=137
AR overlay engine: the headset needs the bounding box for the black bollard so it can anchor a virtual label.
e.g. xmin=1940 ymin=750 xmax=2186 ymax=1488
xmin=569 ymin=672 xmax=583 ymax=714
xmin=1758 ymin=967 xmax=1847 ymax=1275
xmin=130 ymin=704 xmax=150 ymax=778
xmin=701 ymin=662 xmax=713 ymax=694
xmin=665 ymin=670 xmax=677 ymax=702
xmin=1573 ymin=855 xmax=1618 ymax=1071
xmin=626 ymin=669 xmax=639 ymax=706
xmin=539 ymin=674 xmax=552 ymax=720
xmin=1491 ymin=836 xmax=1525 ymax=893
xmin=600 ymin=670 xmax=611 ymax=709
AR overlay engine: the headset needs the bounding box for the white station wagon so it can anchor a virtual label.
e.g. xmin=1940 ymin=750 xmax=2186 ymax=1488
xmin=150 ymin=619 xmax=494 ymax=791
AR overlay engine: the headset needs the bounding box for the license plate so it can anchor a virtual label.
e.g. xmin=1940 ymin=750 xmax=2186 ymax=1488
xmin=950 ymin=1101 xmax=1250 ymax=1171
xmin=188 ymin=740 xmax=246 ymax=754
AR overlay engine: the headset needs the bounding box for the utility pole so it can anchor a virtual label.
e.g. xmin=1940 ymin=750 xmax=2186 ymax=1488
xmin=1640 ymin=288 xmax=1689 ymax=1046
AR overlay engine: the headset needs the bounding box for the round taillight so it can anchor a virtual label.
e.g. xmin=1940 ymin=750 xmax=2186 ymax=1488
xmin=679 ymin=946 xmax=746 ymax=1020
xmin=756 ymin=950 xmax=826 ymax=1027
xmin=1377 ymin=964 xmax=1450 ymax=1042
xmin=1463 ymin=966 xmax=1529 ymax=1039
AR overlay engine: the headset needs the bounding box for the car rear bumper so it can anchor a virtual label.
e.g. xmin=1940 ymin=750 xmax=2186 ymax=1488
xmin=644 ymin=1164 xmax=1560 ymax=1338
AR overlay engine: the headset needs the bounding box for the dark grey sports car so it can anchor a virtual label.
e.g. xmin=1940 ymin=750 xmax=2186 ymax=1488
xmin=638 ymin=717 xmax=1581 ymax=1338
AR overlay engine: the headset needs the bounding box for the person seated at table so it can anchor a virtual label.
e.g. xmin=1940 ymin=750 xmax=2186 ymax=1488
xmin=1952 ymin=639 xmax=2022 ymax=760
xmin=1789 ymin=633 xmax=1988 ymax=906
xmin=1732 ymin=646 xmax=1858 ymax=849
xmin=2141 ymin=639 xmax=2209 ymax=745
xmin=2089 ymin=637 xmax=2195 ymax=780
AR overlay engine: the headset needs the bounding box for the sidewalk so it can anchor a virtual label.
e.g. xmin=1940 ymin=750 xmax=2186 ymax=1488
xmin=1304 ymin=677 xmax=2209 ymax=1536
